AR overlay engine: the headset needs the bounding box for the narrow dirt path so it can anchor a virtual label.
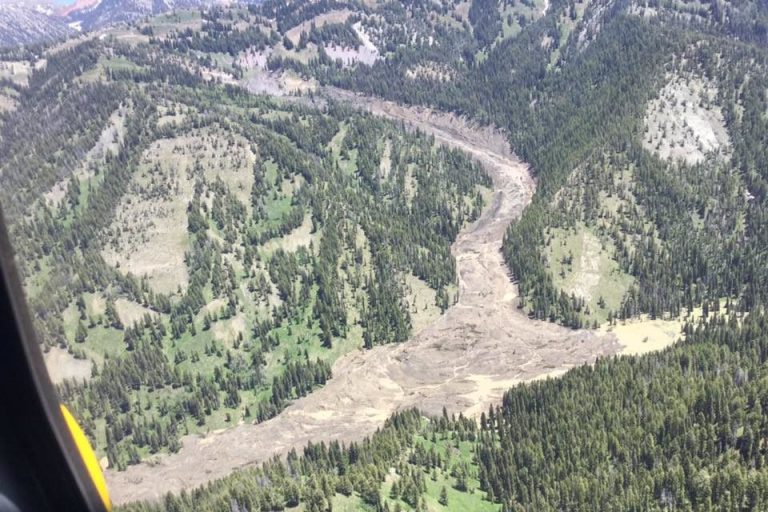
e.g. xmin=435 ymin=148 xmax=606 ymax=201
xmin=106 ymin=93 xmax=621 ymax=505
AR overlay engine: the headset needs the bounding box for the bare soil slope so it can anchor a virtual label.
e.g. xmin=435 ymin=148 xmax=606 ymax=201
xmin=107 ymin=93 xmax=621 ymax=504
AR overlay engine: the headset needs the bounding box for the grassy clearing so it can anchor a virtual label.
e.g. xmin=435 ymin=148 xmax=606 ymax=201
xmin=115 ymin=299 xmax=156 ymax=327
xmin=262 ymin=213 xmax=317 ymax=254
xmin=328 ymin=123 xmax=348 ymax=157
xmin=143 ymin=9 xmax=202 ymax=37
xmin=404 ymin=273 xmax=441 ymax=335
xmin=45 ymin=104 xmax=129 ymax=209
xmin=43 ymin=346 xmax=92 ymax=384
xmin=0 ymin=60 xmax=32 ymax=86
xmin=102 ymin=126 xmax=254 ymax=294
xmin=83 ymin=325 xmax=126 ymax=360
xmin=284 ymin=9 xmax=355 ymax=45
xmin=497 ymin=0 xmax=548 ymax=43
xmin=261 ymin=299 xmax=364 ymax=382
xmin=157 ymin=103 xmax=192 ymax=127
xmin=102 ymin=56 xmax=144 ymax=74
xmin=274 ymin=43 xmax=321 ymax=65
xmin=377 ymin=428 xmax=500 ymax=512
xmin=545 ymin=225 xmax=633 ymax=323
xmin=605 ymin=298 xmax=733 ymax=356
xmin=548 ymin=0 xmax=590 ymax=68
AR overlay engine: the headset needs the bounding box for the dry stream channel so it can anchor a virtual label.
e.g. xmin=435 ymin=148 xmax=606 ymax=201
xmin=107 ymin=91 xmax=623 ymax=504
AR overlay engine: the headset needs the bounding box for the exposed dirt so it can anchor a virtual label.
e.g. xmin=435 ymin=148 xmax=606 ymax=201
xmin=0 ymin=60 xmax=32 ymax=86
xmin=262 ymin=213 xmax=316 ymax=254
xmin=43 ymin=346 xmax=91 ymax=384
xmin=236 ymin=47 xmax=272 ymax=71
xmin=316 ymin=21 xmax=380 ymax=68
xmin=569 ymin=230 xmax=602 ymax=301
xmin=643 ymin=73 xmax=731 ymax=165
xmin=106 ymin=91 xmax=622 ymax=505
xmin=242 ymin=69 xmax=318 ymax=97
xmin=324 ymin=44 xmax=379 ymax=67
xmin=0 ymin=91 xmax=17 ymax=113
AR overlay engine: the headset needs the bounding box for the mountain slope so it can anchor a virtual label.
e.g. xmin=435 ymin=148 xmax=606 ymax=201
xmin=0 ymin=4 xmax=74 ymax=47
xmin=65 ymin=0 xmax=217 ymax=31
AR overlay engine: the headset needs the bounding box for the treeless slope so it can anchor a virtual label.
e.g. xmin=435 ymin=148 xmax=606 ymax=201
xmin=107 ymin=94 xmax=621 ymax=505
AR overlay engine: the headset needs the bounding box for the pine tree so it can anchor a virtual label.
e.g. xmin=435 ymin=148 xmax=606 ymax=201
xmin=75 ymin=320 xmax=88 ymax=343
xmin=439 ymin=486 xmax=448 ymax=506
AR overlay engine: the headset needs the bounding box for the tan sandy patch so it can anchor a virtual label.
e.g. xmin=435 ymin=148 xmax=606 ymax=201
xmin=0 ymin=60 xmax=32 ymax=86
xmin=454 ymin=1 xmax=471 ymax=22
xmin=0 ymin=92 xmax=17 ymax=113
xmin=236 ymin=47 xmax=272 ymax=70
xmin=242 ymin=69 xmax=317 ymax=97
xmin=262 ymin=213 xmax=316 ymax=254
xmin=202 ymin=298 xmax=227 ymax=316
xmin=43 ymin=346 xmax=91 ymax=384
xmin=89 ymin=294 xmax=106 ymax=317
xmin=115 ymin=298 xmax=155 ymax=327
xmin=201 ymin=68 xmax=238 ymax=85
xmin=604 ymin=316 xmax=682 ymax=356
xmin=379 ymin=139 xmax=392 ymax=178
xmin=212 ymin=314 xmax=246 ymax=344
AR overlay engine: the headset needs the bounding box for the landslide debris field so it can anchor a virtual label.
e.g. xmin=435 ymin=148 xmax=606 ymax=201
xmin=108 ymin=94 xmax=622 ymax=505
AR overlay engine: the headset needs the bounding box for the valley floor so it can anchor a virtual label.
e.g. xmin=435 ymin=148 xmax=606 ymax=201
xmin=106 ymin=91 xmax=623 ymax=505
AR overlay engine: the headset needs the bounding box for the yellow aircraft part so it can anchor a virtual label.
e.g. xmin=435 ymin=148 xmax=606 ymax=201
xmin=60 ymin=404 xmax=112 ymax=511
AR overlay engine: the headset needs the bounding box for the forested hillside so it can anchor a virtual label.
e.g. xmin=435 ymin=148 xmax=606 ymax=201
xmin=120 ymin=308 xmax=768 ymax=512
xmin=276 ymin=0 xmax=768 ymax=329
xmin=0 ymin=33 xmax=488 ymax=469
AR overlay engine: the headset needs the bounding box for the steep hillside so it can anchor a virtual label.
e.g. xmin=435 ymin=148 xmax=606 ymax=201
xmin=0 ymin=32 xmax=491 ymax=475
xmin=0 ymin=4 xmax=74 ymax=47
xmin=281 ymin=0 xmax=768 ymax=329
xmin=65 ymin=0 xmax=221 ymax=31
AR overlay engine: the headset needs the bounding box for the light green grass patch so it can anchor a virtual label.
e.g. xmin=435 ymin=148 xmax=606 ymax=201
xmin=144 ymin=9 xmax=202 ymax=37
xmin=83 ymin=325 xmax=126 ymax=360
xmin=497 ymin=0 xmax=547 ymax=44
xmin=0 ymin=61 xmax=31 ymax=86
xmin=548 ymin=0 xmax=590 ymax=68
xmin=404 ymin=273 xmax=441 ymax=335
xmin=546 ymin=224 xmax=633 ymax=323
xmin=380 ymin=430 xmax=500 ymax=511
